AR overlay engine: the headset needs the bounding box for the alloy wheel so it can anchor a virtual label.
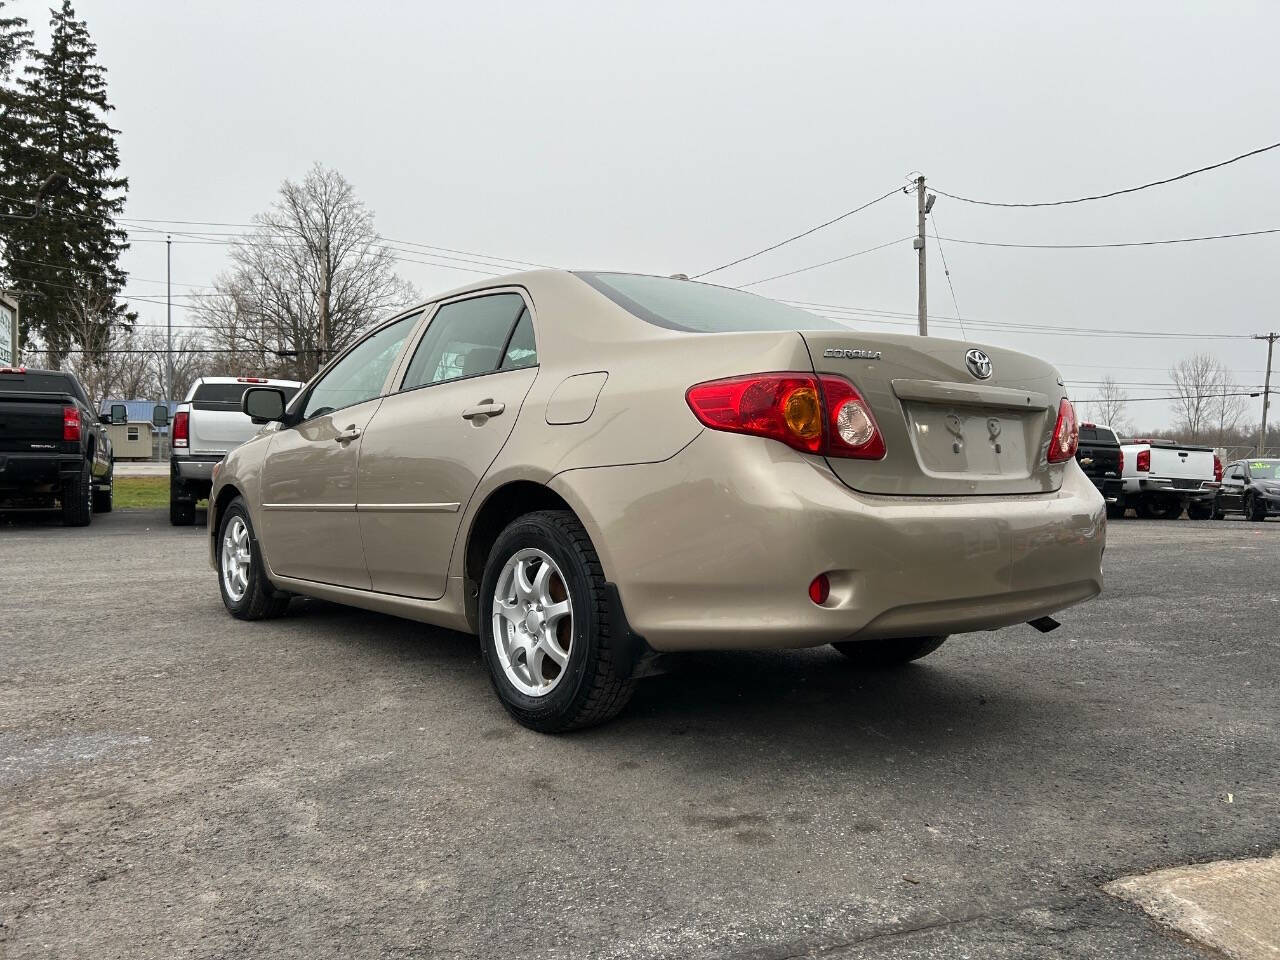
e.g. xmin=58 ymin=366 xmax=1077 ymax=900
xmin=221 ymin=515 xmax=252 ymax=602
xmin=491 ymin=548 xmax=574 ymax=697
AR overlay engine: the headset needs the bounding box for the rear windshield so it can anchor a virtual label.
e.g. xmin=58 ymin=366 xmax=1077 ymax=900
xmin=575 ymin=272 xmax=847 ymax=334
xmin=192 ymin=382 xmax=300 ymax=410
xmin=0 ymin=369 xmax=87 ymax=404
xmin=1078 ymin=426 xmax=1118 ymax=445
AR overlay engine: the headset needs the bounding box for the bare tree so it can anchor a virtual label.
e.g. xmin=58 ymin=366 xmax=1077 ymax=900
xmin=59 ymin=290 xmax=131 ymax=410
xmin=1170 ymin=353 xmax=1240 ymax=443
xmin=1087 ymin=376 xmax=1130 ymax=434
xmin=197 ymin=164 xmax=416 ymax=379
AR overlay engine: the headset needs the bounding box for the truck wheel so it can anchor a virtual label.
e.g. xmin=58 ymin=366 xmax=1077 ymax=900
xmin=217 ymin=496 xmax=290 ymax=620
xmin=1246 ymin=493 xmax=1267 ymax=522
xmin=1187 ymin=500 xmax=1214 ymax=521
xmin=832 ymin=636 xmax=948 ymax=668
xmin=61 ymin=462 xmax=93 ymax=527
xmin=92 ymin=468 xmax=114 ymax=514
xmin=480 ymin=510 xmax=636 ymax=733
xmin=170 ymin=494 xmax=195 ymax=526
xmin=1137 ymin=497 xmax=1177 ymax=520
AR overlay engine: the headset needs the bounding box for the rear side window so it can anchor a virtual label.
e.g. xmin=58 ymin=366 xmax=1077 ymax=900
xmin=192 ymin=382 xmax=301 ymax=410
xmin=575 ymin=271 xmax=847 ymax=333
xmin=400 ymin=293 xmax=528 ymax=390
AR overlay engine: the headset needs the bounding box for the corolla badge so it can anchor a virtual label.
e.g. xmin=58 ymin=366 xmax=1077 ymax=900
xmin=965 ymin=348 xmax=993 ymax=380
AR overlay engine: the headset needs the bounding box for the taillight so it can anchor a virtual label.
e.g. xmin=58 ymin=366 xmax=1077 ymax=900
xmin=1118 ymin=448 xmax=1124 ymax=474
xmin=1213 ymin=455 xmax=1223 ymax=484
xmin=173 ymin=410 xmax=189 ymax=448
xmin=1046 ymin=398 xmax=1078 ymax=463
xmin=685 ymin=372 xmax=885 ymax=460
xmin=1136 ymin=449 xmax=1150 ymax=472
xmin=62 ymin=405 xmax=81 ymax=442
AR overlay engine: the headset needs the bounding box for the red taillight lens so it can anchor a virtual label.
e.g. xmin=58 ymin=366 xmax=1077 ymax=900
xmin=1047 ymin=398 xmax=1078 ymax=463
xmin=173 ymin=410 xmax=189 ymax=448
xmin=1213 ymin=455 xmax=1223 ymax=484
xmin=1118 ymin=448 xmax=1124 ymax=474
xmin=1136 ymin=449 xmax=1150 ymax=472
xmin=685 ymin=372 xmax=885 ymax=460
xmin=808 ymin=574 xmax=830 ymax=605
xmin=62 ymin=405 xmax=81 ymax=442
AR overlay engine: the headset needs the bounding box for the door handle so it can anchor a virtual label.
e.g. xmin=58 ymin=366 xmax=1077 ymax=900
xmin=334 ymin=427 xmax=362 ymax=443
xmin=461 ymin=401 xmax=505 ymax=421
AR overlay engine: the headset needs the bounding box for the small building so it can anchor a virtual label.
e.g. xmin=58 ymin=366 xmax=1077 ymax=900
xmin=105 ymin=419 xmax=156 ymax=459
xmin=100 ymin=399 xmax=175 ymax=460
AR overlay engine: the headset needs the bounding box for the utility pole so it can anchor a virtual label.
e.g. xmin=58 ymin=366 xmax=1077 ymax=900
xmin=318 ymin=235 xmax=331 ymax=376
xmin=1256 ymin=332 xmax=1278 ymax=456
xmin=165 ymin=234 xmax=173 ymax=455
xmin=913 ymin=176 xmax=935 ymax=336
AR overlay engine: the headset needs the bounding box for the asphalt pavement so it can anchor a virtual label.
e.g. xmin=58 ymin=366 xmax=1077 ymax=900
xmin=1 ymin=508 xmax=1278 ymax=959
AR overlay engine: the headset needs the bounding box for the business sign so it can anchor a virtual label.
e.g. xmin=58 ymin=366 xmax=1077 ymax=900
xmin=0 ymin=294 xmax=16 ymax=366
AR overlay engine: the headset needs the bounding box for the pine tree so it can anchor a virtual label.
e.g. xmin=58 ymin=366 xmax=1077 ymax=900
xmin=0 ymin=2 xmax=33 ymax=223
xmin=0 ymin=0 xmax=131 ymax=363
xmin=0 ymin=1 xmax=31 ymax=80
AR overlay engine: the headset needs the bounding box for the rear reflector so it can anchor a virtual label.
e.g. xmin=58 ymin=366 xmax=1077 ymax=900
xmin=62 ymin=405 xmax=81 ymax=442
xmin=685 ymin=372 xmax=885 ymax=460
xmin=808 ymin=574 xmax=830 ymax=605
xmin=173 ymin=410 xmax=189 ymax=448
xmin=1047 ymin=398 xmax=1078 ymax=463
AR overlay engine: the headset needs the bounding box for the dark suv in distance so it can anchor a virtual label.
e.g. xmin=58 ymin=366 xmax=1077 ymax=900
xmin=1075 ymin=423 xmax=1124 ymax=518
xmin=1216 ymin=458 xmax=1280 ymax=521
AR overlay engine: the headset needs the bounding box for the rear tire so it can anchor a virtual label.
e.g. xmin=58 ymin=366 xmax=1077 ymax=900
xmin=1187 ymin=500 xmax=1214 ymax=521
xmin=216 ymin=496 xmax=289 ymax=620
xmin=832 ymin=635 xmax=947 ymax=668
xmin=61 ymin=461 xmax=92 ymax=527
xmin=480 ymin=510 xmax=636 ymax=733
xmin=1105 ymin=502 xmax=1125 ymax=521
xmin=1136 ymin=497 xmax=1178 ymax=520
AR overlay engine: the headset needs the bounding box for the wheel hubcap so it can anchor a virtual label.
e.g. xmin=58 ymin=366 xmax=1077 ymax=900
xmin=220 ymin=516 xmax=252 ymax=602
xmin=492 ymin=548 xmax=573 ymax=697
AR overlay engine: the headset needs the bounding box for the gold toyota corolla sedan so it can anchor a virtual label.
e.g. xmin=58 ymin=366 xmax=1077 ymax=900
xmin=210 ymin=270 xmax=1104 ymax=731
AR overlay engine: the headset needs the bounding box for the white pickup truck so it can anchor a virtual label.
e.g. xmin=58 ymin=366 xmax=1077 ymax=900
xmin=170 ymin=376 xmax=301 ymax=525
xmin=1118 ymin=438 xmax=1221 ymax=520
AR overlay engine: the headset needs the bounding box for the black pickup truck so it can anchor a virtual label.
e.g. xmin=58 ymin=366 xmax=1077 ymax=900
xmin=0 ymin=366 xmax=113 ymax=524
xmin=1076 ymin=422 xmax=1125 ymax=519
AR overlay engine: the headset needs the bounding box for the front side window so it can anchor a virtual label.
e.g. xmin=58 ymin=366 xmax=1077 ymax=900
xmin=400 ymin=293 xmax=527 ymax=390
xmin=301 ymin=312 xmax=420 ymax=420
xmin=1227 ymin=465 xmax=1243 ymax=480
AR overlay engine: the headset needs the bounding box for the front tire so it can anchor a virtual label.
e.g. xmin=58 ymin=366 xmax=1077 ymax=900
xmin=61 ymin=461 xmax=92 ymax=527
xmin=217 ymin=496 xmax=290 ymax=620
xmin=832 ymin=635 xmax=947 ymax=668
xmin=480 ymin=510 xmax=635 ymax=733
xmin=1246 ymin=492 xmax=1267 ymax=522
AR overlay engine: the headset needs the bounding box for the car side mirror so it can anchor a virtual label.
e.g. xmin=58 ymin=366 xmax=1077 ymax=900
xmin=110 ymin=403 xmax=127 ymax=424
xmin=243 ymin=386 xmax=287 ymax=424
xmin=152 ymin=404 xmax=169 ymax=427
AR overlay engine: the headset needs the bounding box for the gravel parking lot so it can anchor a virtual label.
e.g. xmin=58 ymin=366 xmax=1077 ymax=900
xmin=2 ymin=509 xmax=1278 ymax=959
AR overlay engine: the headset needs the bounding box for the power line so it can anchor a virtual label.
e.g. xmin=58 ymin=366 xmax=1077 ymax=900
xmin=933 ymin=139 xmax=1280 ymax=207
xmin=1071 ymin=390 xmax=1272 ymax=403
xmin=733 ymin=236 xmax=913 ymax=288
xmin=941 ymin=227 xmax=1280 ymax=250
xmin=691 ymin=186 xmax=901 ymax=279
xmin=928 ymin=212 xmax=965 ymax=339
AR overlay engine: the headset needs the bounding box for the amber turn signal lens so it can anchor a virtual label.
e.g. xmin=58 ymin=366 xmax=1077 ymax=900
xmin=782 ymin=386 xmax=822 ymax=440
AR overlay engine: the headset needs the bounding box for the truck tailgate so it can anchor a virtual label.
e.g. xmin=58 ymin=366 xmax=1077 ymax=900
xmin=0 ymin=392 xmax=71 ymax=452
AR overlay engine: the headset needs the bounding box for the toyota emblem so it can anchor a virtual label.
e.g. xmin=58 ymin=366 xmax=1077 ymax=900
xmin=965 ymin=348 xmax=993 ymax=380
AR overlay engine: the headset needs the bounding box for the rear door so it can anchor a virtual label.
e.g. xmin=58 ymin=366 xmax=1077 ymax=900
xmin=357 ymin=291 xmax=538 ymax=599
xmin=259 ymin=313 xmax=420 ymax=588
xmin=801 ymin=332 xmax=1067 ymax=496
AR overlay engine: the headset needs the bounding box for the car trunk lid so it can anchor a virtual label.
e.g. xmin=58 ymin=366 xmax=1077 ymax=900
xmin=801 ymin=331 xmax=1069 ymax=496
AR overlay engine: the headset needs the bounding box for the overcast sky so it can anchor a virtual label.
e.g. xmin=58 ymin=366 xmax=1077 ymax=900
xmin=11 ymin=0 xmax=1280 ymax=427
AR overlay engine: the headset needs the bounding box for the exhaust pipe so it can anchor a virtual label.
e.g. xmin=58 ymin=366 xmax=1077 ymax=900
xmin=1027 ymin=616 xmax=1061 ymax=634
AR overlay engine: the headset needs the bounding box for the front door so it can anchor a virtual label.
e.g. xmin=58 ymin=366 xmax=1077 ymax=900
xmin=257 ymin=312 xmax=421 ymax=587
xmin=357 ymin=292 xmax=539 ymax=598
xmin=1221 ymin=464 xmax=1245 ymax=510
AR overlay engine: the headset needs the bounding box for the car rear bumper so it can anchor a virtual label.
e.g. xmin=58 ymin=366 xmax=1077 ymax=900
xmin=0 ymin=452 xmax=83 ymax=491
xmin=551 ymin=430 xmax=1105 ymax=652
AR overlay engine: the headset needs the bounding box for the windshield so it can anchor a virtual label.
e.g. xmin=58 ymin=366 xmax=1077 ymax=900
xmin=1247 ymin=460 xmax=1280 ymax=480
xmin=575 ymin=272 xmax=848 ymax=334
